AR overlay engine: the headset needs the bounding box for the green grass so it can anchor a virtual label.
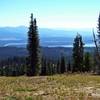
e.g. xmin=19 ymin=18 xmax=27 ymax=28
xmin=0 ymin=74 xmax=100 ymax=100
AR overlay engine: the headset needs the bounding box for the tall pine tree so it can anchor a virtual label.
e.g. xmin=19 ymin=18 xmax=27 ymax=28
xmin=72 ymin=33 xmax=84 ymax=72
xmin=27 ymin=13 xmax=40 ymax=76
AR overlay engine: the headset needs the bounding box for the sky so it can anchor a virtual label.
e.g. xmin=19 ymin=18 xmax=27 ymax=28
xmin=0 ymin=0 xmax=100 ymax=29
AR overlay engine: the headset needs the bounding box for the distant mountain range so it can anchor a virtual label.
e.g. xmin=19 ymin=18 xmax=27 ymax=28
xmin=0 ymin=26 xmax=95 ymax=47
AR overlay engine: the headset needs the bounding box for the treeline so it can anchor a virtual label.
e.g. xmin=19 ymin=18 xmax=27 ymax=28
xmin=0 ymin=47 xmax=97 ymax=76
xmin=0 ymin=52 xmax=96 ymax=76
xmin=0 ymin=57 xmax=26 ymax=76
xmin=0 ymin=13 xmax=100 ymax=76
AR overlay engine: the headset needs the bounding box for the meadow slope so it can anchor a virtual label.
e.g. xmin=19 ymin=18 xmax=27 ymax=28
xmin=0 ymin=74 xmax=100 ymax=100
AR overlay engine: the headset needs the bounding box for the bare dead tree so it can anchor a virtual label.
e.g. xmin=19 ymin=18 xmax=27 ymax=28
xmin=93 ymin=29 xmax=100 ymax=74
xmin=93 ymin=29 xmax=99 ymax=55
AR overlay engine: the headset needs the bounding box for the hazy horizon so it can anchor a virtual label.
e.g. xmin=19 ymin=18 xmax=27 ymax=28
xmin=0 ymin=25 xmax=96 ymax=31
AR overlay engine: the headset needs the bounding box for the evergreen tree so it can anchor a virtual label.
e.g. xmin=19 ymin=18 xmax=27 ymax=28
xmin=93 ymin=52 xmax=99 ymax=73
xmin=27 ymin=13 xmax=40 ymax=76
xmin=67 ymin=60 xmax=71 ymax=72
xmin=54 ymin=63 xmax=57 ymax=74
xmin=57 ymin=59 xmax=60 ymax=74
xmin=60 ymin=56 xmax=66 ymax=73
xmin=72 ymin=33 xmax=84 ymax=72
xmin=41 ymin=57 xmax=47 ymax=75
xmin=47 ymin=60 xmax=53 ymax=75
xmin=84 ymin=52 xmax=91 ymax=72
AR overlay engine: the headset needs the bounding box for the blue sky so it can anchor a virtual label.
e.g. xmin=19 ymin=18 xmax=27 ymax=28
xmin=0 ymin=0 xmax=100 ymax=29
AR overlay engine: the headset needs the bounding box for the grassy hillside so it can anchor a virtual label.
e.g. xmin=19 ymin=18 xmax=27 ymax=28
xmin=0 ymin=74 xmax=100 ymax=100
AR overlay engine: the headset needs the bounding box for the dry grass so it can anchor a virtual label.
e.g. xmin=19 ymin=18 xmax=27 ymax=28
xmin=0 ymin=74 xmax=100 ymax=100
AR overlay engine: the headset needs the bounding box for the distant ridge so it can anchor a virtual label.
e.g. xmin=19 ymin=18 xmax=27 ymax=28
xmin=0 ymin=26 xmax=94 ymax=47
